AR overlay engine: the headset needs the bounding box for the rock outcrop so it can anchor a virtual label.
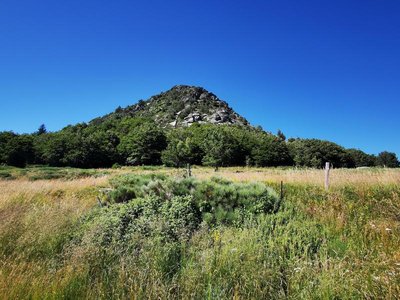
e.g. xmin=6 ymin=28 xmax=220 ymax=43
xmin=92 ymin=85 xmax=250 ymax=128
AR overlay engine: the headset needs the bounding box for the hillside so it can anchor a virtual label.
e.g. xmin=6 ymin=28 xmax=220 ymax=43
xmin=91 ymin=85 xmax=250 ymax=127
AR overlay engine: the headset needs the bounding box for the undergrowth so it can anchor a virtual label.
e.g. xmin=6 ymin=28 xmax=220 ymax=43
xmin=0 ymin=172 xmax=399 ymax=299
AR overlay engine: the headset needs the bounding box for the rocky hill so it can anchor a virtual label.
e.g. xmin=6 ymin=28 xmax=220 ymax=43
xmin=92 ymin=85 xmax=250 ymax=127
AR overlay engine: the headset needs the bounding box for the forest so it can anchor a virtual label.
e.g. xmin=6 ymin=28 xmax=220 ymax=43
xmin=0 ymin=118 xmax=398 ymax=169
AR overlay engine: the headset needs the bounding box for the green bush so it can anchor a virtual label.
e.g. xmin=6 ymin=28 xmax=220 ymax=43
xmin=109 ymin=186 xmax=137 ymax=203
xmin=106 ymin=174 xmax=279 ymax=226
xmin=67 ymin=175 xmax=279 ymax=293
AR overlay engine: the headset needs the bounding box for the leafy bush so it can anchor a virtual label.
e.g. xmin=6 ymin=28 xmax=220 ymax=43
xmin=106 ymin=174 xmax=279 ymax=226
xmin=108 ymin=186 xmax=137 ymax=203
xmin=74 ymin=194 xmax=201 ymax=250
xmin=67 ymin=175 xmax=278 ymax=290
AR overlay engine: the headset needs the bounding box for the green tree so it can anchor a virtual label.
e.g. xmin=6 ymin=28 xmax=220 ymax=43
xmin=252 ymin=134 xmax=293 ymax=167
xmin=376 ymin=151 xmax=399 ymax=168
xmin=288 ymin=138 xmax=353 ymax=168
xmin=0 ymin=133 xmax=35 ymax=167
xmin=346 ymin=149 xmax=376 ymax=167
xmin=0 ymin=131 xmax=15 ymax=164
xmin=277 ymin=129 xmax=286 ymax=141
xmin=34 ymin=131 xmax=75 ymax=167
xmin=161 ymin=128 xmax=202 ymax=167
xmin=201 ymin=126 xmax=238 ymax=168
xmin=118 ymin=123 xmax=167 ymax=165
xmin=35 ymin=124 xmax=47 ymax=135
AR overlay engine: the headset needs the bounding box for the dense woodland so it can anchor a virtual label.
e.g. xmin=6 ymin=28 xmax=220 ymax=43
xmin=0 ymin=118 xmax=398 ymax=168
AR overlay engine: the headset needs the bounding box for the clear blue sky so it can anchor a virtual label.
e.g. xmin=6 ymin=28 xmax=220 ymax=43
xmin=1 ymin=0 xmax=399 ymax=156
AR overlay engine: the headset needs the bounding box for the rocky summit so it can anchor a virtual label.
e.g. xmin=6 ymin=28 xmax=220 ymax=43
xmin=94 ymin=85 xmax=250 ymax=127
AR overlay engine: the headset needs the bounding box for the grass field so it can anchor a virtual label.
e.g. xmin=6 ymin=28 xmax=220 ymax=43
xmin=0 ymin=166 xmax=399 ymax=299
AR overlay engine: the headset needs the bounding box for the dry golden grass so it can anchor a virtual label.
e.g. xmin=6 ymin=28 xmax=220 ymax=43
xmin=0 ymin=176 xmax=109 ymax=207
xmin=190 ymin=167 xmax=400 ymax=186
xmin=74 ymin=166 xmax=397 ymax=191
xmin=107 ymin=166 xmax=400 ymax=186
xmin=0 ymin=176 xmax=111 ymax=299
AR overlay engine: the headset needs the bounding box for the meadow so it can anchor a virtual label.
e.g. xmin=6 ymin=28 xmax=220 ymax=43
xmin=0 ymin=166 xmax=399 ymax=299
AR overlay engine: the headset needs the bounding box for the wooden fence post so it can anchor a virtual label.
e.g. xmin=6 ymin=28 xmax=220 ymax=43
xmin=187 ymin=163 xmax=191 ymax=177
xmin=325 ymin=162 xmax=330 ymax=191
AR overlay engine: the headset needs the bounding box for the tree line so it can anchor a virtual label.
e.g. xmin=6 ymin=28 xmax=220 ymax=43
xmin=0 ymin=118 xmax=398 ymax=168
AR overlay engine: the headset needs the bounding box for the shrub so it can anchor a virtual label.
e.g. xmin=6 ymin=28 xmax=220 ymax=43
xmin=105 ymin=174 xmax=279 ymax=226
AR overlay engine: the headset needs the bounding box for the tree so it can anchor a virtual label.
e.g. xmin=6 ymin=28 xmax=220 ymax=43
xmin=346 ymin=149 xmax=376 ymax=167
xmin=288 ymin=139 xmax=353 ymax=168
xmin=376 ymin=151 xmax=399 ymax=168
xmin=0 ymin=133 xmax=35 ymax=167
xmin=0 ymin=131 xmax=16 ymax=164
xmin=34 ymin=132 xmax=72 ymax=166
xmin=161 ymin=128 xmax=202 ymax=167
xmin=35 ymin=124 xmax=47 ymax=135
xmin=277 ymin=129 xmax=286 ymax=141
xmin=118 ymin=123 xmax=167 ymax=165
xmin=201 ymin=127 xmax=238 ymax=168
xmin=252 ymin=134 xmax=293 ymax=167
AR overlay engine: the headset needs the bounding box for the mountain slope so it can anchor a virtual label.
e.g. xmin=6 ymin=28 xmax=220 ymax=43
xmin=91 ymin=85 xmax=250 ymax=127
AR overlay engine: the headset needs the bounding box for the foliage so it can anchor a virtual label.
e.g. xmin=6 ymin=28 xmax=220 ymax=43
xmin=251 ymin=133 xmax=293 ymax=167
xmin=201 ymin=126 xmax=239 ymax=168
xmin=107 ymin=174 xmax=279 ymax=225
xmin=277 ymin=129 xmax=286 ymax=141
xmin=346 ymin=148 xmax=376 ymax=167
xmin=32 ymin=122 xmax=120 ymax=168
xmin=288 ymin=138 xmax=354 ymax=168
xmin=117 ymin=122 xmax=166 ymax=165
xmin=0 ymin=115 xmax=396 ymax=169
xmin=0 ymin=132 xmax=35 ymax=167
xmin=161 ymin=128 xmax=203 ymax=167
xmin=35 ymin=124 xmax=47 ymax=135
xmin=376 ymin=151 xmax=399 ymax=168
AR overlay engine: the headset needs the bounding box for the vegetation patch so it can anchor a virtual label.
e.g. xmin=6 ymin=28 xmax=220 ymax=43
xmin=0 ymin=170 xmax=14 ymax=180
xmin=27 ymin=167 xmax=109 ymax=181
xmin=1 ymin=171 xmax=400 ymax=299
xmin=104 ymin=174 xmax=280 ymax=225
xmin=0 ymin=166 xmax=109 ymax=181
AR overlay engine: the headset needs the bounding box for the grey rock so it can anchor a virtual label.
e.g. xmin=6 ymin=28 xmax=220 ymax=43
xmin=93 ymin=85 xmax=250 ymax=128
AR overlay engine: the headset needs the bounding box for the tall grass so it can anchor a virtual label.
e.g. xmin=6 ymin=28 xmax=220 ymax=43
xmin=0 ymin=168 xmax=399 ymax=299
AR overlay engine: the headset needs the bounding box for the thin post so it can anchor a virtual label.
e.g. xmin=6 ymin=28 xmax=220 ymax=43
xmin=324 ymin=162 xmax=330 ymax=191
xmin=280 ymin=181 xmax=284 ymax=201
xmin=96 ymin=197 xmax=103 ymax=207
xmin=187 ymin=163 xmax=191 ymax=177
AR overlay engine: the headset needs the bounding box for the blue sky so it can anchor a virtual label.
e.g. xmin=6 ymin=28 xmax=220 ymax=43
xmin=0 ymin=0 xmax=399 ymax=156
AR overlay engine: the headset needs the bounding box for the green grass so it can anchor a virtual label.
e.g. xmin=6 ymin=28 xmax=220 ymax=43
xmin=0 ymin=165 xmax=110 ymax=181
xmin=0 ymin=170 xmax=14 ymax=180
xmin=0 ymin=171 xmax=399 ymax=299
